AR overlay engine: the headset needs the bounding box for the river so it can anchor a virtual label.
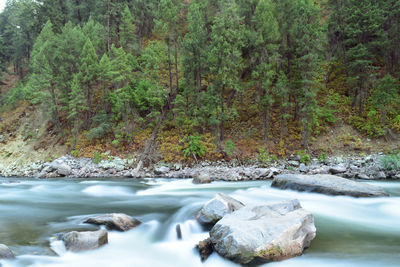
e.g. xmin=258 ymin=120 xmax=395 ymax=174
xmin=0 ymin=178 xmax=399 ymax=267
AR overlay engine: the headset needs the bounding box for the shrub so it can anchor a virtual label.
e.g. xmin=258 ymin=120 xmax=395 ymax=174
xmin=258 ymin=147 xmax=271 ymax=167
xmin=224 ymin=140 xmax=237 ymax=157
xmin=71 ymin=150 xmax=80 ymax=158
xmin=297 ymin=150 xmax=311 ymax=165
xmin=182 ymin=134 xmax=206 ymax=162
xmin=380 ymin=154 xmax=400 ymax=171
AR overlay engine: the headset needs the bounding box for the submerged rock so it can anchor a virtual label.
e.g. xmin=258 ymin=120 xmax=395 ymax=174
xmin=209 ymin=199 xmax=316 ymax=265
xmin=196 ymin=238 xmax=214 ymax=262
xmin=193 ymin=173 xmax=212 ymax=184
xmin=0 ymin=244 xmax=15 ymax=259
xmin=84 ymin=213 xmax=141 ymax=232
xmin=272 ymin=174 xmax=389 ymax=197
xmin=61 ymin=229 xmax=108 ymax=252
xmin=197 ymin=193 xmax=244 ymax=225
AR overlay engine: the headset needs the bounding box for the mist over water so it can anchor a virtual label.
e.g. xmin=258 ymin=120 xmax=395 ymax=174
xmin=0 ymin=178 xmax=399 ymax=267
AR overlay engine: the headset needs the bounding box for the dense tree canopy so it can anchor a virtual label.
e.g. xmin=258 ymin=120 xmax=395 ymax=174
xmin=0 ymin=0 xmax=399 ymax=157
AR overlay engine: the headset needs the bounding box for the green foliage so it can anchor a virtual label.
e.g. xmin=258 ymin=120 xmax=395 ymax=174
xmin=92 ymin=151 xmax=102 ymax=164
xmin=380 ymin=154 xmax=400 ymax=171
xmin=224 ymin=140 xmax=237 ymax=157
xmin=86 ymin=112 xmax=112 ymax=140
xmin=182 ymin=134 xmax=206 ymax=161
xmin=258 ymin=147 xmax=272 ymax=167
xmin=297 ymin=150 xmax=311 ymax=165
xmin=318 ymin=153 xmax=327 ymax=163
xmin=349 ymin=112 xmax=386 ymax=138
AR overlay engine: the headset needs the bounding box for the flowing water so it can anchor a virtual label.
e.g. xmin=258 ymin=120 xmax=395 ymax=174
xmin=0 ymin=177 xmax=399 ymax=267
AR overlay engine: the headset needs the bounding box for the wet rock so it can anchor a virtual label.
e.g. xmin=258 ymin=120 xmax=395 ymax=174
xmin=196 ymin=238 xmax=214 ymax=262
xmin=372 ymin=171 xmax=386 ymax=180
xmin=176 ymin=224 xmax=182 ymax=240
xmin=272 ymin=174 xmax=389 ymax=197
xmin=329 ymin=165 xmax=347 ymax=174
xmin=0 ymin=244 xmax=15 ymax=259
xmin=357 ymin=173 xmax=370 ymax=180
xmin=197 ymin=193 xmax=244 ymax=225
xmin=84 ymin=213 xmax=141 ymax=232
xmin=193 ymin=173 xmax=212 ymax=184
xmin=61 ymin=229 xmax=108 ymax=252
xmin=210 ymin=200 xmax=316 ymax=265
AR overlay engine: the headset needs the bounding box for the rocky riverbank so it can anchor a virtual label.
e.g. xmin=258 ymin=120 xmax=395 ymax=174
xmin=1 ymin=153 xmax=400 ymax=181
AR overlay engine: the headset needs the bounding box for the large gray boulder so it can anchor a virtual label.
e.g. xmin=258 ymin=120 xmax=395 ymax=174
xmin=84 ymin=213 xmax=141 ymax=232
xmin=61 ymin=229 xmax=108 ymax=252
xmin=210 ymin=200 xmax=316 ymax=265
xmin=197 ymin=193 xmax=244 ymax=225
xmin=0 ymin=244 xmax=15 ymax=259
xmin=49 ymin=157 xmax=72 ymax=176
xmin=272 ymin=174 xmax=389 ymax=197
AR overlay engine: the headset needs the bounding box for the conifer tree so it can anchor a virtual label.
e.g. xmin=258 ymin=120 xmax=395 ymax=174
xmin=79 ymin=38 xmax=98 ymax=126
xmin=68 ymin=74 xmax=88 ymax=140
xmin=119 ymin=5 xmax=138 ymax=54
xmin=251 ymin=0 xmax=280 ymax=142
xmin=208 ymin=0 xmax=244 ymax=142
xmin=371 ymin=74 xmax=399 ymax=124
xmin=179 ymin=1 xmax=208 ymax=129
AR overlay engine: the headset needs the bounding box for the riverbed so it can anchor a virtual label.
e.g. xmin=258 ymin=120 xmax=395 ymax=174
xmin=0 ymin=178 xmax=399 ymax=266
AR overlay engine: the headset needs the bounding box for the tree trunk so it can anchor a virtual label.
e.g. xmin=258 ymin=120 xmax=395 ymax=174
xmin=167 ymin=39 xmax=173 ymax=92
xmin=134 ymin=90 xmax=178 ymax=174
xmin=107 ymin=0 xmax=111 ymax=51
xmin=174 ymin=40 xmax=179 ymax=91
xmin=75 ymin=0 xmax=82 ymax=23
xmin=219 ymin=85 xmax=225 ymax=142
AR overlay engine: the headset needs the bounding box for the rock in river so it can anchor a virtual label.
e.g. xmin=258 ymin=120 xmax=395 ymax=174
xmin=84 ymin=213 xmax=142 ymax=232
xmin=272 ymin=174 xmax=389 ymax=197
xmin=209 ymin=199 xmax=316 ymax=265
xmin=197 ymin=193 xmax=244 ymax=225
xmin=0 ymin=244 xmax=15 ymax=259
xmin=61 ymin=229 xmax=108 ymax=252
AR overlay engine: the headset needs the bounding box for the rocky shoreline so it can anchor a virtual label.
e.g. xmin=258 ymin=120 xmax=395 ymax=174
xmin=1 ymin=153 xmax=400 ymax=181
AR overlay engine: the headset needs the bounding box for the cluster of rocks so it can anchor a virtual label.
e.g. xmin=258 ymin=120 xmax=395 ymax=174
xmin=57 ymin=213 xmax=142 ymax=252
xmin=0 ymin=213 xmax=141 ymax=262
xmin=194 ymin=176 xmax=388 ymax=265
xmin=195 ymin=193 xmax=316 ymax=265
xmin=1 ymin=153 xmax=400 ymax=181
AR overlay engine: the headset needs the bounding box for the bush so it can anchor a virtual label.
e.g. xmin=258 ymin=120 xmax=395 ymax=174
xmin=297 ymin=150 xmax=311 ymax=165
xmin=380 ymin=154 xmax=400 ymax=171
xmin=224 ymin=140 xmax=237 ymax=157
xmin=258 ymin=147 xmax=271 ymax=167
xmin=182 ymin=134 xmax=206 ymax=162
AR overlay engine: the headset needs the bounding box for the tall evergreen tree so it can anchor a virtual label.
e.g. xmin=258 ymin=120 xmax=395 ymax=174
xmin=119 ymin=5 xmax=138 ymax=54
xmin=208 ymin=0 xmax=244 ymax=142
xmin=251 ymin=0 xmax=280 ymax=142
xmin=79 ymin=38 xmax=98 ymax=126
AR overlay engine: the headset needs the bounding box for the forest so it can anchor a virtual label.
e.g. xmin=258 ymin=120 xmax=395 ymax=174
xmin=0 ymin=0 xmax=399 ymax=163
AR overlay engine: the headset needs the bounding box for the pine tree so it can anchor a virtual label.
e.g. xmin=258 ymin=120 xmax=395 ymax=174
xmin=251 ymin=0 xmax=280 ymax=142
xmin=294 ymin=0 xmax=324 ymax=148
xmin=179 ymin=1 xmax=208 ymax=130
xmin=79 ymin=38 xmax=99 ymax=126
xmin=371 ymin=74 xmax=399 ymax=124
xmin=119 ymin=5 xmax=138 ymax=54
xmin=208 ymin=0 xmax=244 ymax=142
xmin=68 ymin=74 xmax=88 ymax=140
